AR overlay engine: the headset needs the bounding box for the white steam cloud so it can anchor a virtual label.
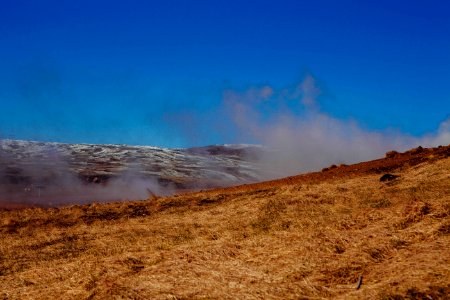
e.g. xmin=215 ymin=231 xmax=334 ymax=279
xmin=219 ymin=75 xmax=450 ymax=177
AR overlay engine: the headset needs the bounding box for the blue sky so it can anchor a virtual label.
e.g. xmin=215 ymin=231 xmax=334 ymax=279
xmin=0 ymin=0 xmax=449 ymax=147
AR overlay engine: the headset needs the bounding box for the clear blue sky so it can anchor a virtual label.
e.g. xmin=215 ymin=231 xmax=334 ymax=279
xmin=1 ymin=0 xmax=449 ymax=147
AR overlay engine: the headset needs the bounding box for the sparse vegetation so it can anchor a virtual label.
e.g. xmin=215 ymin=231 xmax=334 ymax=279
xmin=0 ymin=146 xmax=449 ymax=299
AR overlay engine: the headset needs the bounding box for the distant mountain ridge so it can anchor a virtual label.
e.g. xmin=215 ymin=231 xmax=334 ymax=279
xmin=0 ymin=139 xmax=267 ymax=205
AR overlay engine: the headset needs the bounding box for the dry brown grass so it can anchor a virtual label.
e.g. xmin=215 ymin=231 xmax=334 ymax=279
xmin=1 ymin=149 xmax=449 ymax=299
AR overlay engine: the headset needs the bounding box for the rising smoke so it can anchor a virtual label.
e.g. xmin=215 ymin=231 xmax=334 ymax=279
xmin=216 ymin=75 xmax=450 ymax=177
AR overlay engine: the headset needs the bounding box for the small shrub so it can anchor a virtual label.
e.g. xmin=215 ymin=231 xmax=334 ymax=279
xmin=279 ymin=220 xmax=292 ymax=230
xmin=436 ymin=222 xmax=450 ymax=235
xmin=251 ymin=199 xmax=286 ymax=232
xmin=366 ymin=247 xmax=387 ymax=262
xmin=390 ymin=238 xmax=408 ymax=249
xmin=123 ymin=257 xmax=145 ymax=272
xmin=171 ymin=228 xmax=193 ymax=244
xmin=385 ymin=150 xmax=399 ymax=158
xmin=334 ymin=244 xmax=345 ymax=254
xmin=361 ymin=198 xmax=391 ymax=209
xmin=370 ymin=199 xmax=392 ymax=208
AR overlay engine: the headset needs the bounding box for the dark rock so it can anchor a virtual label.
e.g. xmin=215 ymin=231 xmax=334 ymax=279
xmin=322 ymin=164 xmax=337 ymax=172
xmin=380 ymin=174 xmax=399 ymax=182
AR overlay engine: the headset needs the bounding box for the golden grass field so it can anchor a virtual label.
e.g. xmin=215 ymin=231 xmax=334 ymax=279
xmin=1 ymin=146 xmax=449 ymax=299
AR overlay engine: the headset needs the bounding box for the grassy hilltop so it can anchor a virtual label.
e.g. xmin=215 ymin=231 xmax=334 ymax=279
xmin=1 ymin=146 xmax=449 ymax=299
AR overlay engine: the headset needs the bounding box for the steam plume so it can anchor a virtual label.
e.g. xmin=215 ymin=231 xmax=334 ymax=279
xmin=219 ymin=75 xmax=450 ymax=177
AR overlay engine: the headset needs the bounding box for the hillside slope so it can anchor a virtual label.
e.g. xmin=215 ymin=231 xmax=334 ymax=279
xmin=1 ymin=145 xmax=449 ymax=299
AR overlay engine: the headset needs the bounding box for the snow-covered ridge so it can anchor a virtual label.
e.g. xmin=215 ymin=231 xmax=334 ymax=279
xmin=0 ymin=139 xmax=267 ymax=204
